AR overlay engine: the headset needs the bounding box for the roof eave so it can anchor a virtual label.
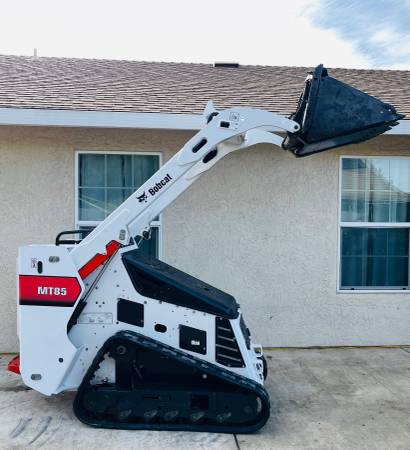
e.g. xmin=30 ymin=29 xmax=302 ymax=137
xmin=0 ymin=107 xmax=205 ymax=131
xmin=0 ymin=107 xmax=408 ymax=135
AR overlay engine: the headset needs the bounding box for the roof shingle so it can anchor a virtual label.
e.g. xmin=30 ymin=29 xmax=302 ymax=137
xmin=0 ymin=55 xmax=408 ymax=118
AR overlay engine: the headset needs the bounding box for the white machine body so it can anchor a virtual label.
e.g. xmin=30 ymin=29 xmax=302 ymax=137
xmin=16 ymin=104 xmax=300 ymax=395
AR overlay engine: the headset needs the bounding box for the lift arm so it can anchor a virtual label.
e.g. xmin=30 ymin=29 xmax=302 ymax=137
xmin=70 ymin=64 xmax=404 ymax=279
xmin=70 ymin=104 xmax=300 ymax=274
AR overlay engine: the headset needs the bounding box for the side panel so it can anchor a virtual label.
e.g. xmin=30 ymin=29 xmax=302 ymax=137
xmin=18 ymin=245 xmax=84 ymax=395
xmin=67 ymin=249 xmax=264 ymax=389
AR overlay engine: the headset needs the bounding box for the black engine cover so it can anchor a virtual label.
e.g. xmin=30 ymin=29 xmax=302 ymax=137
xmin=122 ymin=249 xmax=239 ymax=319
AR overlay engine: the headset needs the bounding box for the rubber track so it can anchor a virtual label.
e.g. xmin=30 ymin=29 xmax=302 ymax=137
xmin=73 ymin=330 xmax=270 ymax=433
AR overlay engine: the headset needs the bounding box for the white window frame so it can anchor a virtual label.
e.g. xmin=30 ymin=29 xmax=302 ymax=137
xmin=338 ymin=155 xmax=410 ymax=294
xmin=75 ymin=150 xmax=163 ymax=258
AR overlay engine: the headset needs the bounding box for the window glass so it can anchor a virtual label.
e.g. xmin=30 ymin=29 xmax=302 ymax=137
xmin=79 ymin=154 xmax=105 ymax=187
xmin=107 ymin=154 xmax=133 ymax=187
xmin=341 ymin=227 xmax=409 ymax=289
xmin=77 ymin=153 xmax=160 ymax=257
xmin=133 ymin=156 xmax=159 ymax=187
xmin=106 ymin=188 xmax=134 ymax=215
xmin=341 ymin=158 xmax=410 ymax=223
xmin=340 ymin=157 xmax=410 ymax=291
xmin=341 ymin=158 xmax=367 ymax=191
xmin=369 ymin=159 xmax=389 ymax=191
xmin=79 ymin=188 xmax=105 ymax=221
xmin=390 ymin=159 xmax=410 ymax=222
xmin=78 ymin=154 xmax=159 ymax=220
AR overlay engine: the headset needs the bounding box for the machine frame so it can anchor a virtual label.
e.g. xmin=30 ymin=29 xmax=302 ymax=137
xmin=16 ymin=103 xmax=299 ymax=395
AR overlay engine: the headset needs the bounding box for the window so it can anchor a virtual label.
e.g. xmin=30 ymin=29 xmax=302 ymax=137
xmin=340 ymin=157 xmax=410 ymax=291
xmin=76 ymin=152 xmax=161 ymax=256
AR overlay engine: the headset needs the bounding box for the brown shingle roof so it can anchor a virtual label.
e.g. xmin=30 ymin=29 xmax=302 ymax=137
xmin=0 ymin=55 xmax=408 ymax=117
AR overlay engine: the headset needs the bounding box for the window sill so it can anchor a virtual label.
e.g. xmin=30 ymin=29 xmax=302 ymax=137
xmin=337 ymin=289 xmax=410 ymax=294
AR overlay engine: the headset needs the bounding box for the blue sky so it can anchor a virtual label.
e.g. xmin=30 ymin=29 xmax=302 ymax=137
xmin=306 ymin=0 xmax=410 ymax=69
xmin=0 ymin=0 xmax=409 ymax=69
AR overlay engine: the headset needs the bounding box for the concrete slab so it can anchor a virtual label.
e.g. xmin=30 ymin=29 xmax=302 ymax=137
xmin=239 ymin=348 xmax=410 ymax=450
xmin=0 ymin=356 xmax=237 ymax=450
xmin=1 ymin=348 xmax=410 ymax=449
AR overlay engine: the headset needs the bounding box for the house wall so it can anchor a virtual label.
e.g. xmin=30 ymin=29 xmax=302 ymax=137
xmin=0 ymin=125 xmax=410 ymax=351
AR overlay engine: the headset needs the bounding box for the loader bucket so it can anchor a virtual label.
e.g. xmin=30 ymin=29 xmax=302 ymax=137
xmin=282 ymin=64 xmax=405 ymax=157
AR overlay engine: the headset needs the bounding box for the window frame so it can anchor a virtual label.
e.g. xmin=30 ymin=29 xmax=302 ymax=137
xmin=75 ymin=150 xmax=163 ymax=258
xmin=338 ymin=155 xmax=410 ymax=294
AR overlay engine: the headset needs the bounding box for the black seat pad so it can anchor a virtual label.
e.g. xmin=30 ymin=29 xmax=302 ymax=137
xmin=122 ymin=249 xmax=239 ymax=319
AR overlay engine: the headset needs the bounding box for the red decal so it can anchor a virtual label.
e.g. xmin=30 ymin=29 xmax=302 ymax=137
xmin=19 ymin=275 xmax=82 ymax=306
xmin=7 ymin=355 xmax=20 ymax=375
xmin=78 ymin=240 xmax=121 ymax=279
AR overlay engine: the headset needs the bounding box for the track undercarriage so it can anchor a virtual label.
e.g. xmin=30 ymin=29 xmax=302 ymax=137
xmin=74 ymin=331 xmax=270 ymax=433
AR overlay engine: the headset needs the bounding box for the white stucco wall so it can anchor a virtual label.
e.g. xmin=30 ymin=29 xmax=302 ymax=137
xmin=0 ymin=125 xmax=410 ymax=351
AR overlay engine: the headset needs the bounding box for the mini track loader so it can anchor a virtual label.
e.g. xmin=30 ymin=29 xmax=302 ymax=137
xmin=8 ymin=65 xmax=404 ymax=433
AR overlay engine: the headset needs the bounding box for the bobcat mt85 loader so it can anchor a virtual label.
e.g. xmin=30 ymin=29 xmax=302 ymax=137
xmin=8 ymin=65 xmax=404 ymax=433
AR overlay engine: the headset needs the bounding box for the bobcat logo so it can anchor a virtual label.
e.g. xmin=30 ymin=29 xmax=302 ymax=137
xmin=137 ymin=191 xmax=148 ymax=203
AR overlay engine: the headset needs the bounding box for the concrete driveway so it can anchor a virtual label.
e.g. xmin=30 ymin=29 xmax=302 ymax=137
xmin=1 ymin=347 xmax=410 ymax=450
